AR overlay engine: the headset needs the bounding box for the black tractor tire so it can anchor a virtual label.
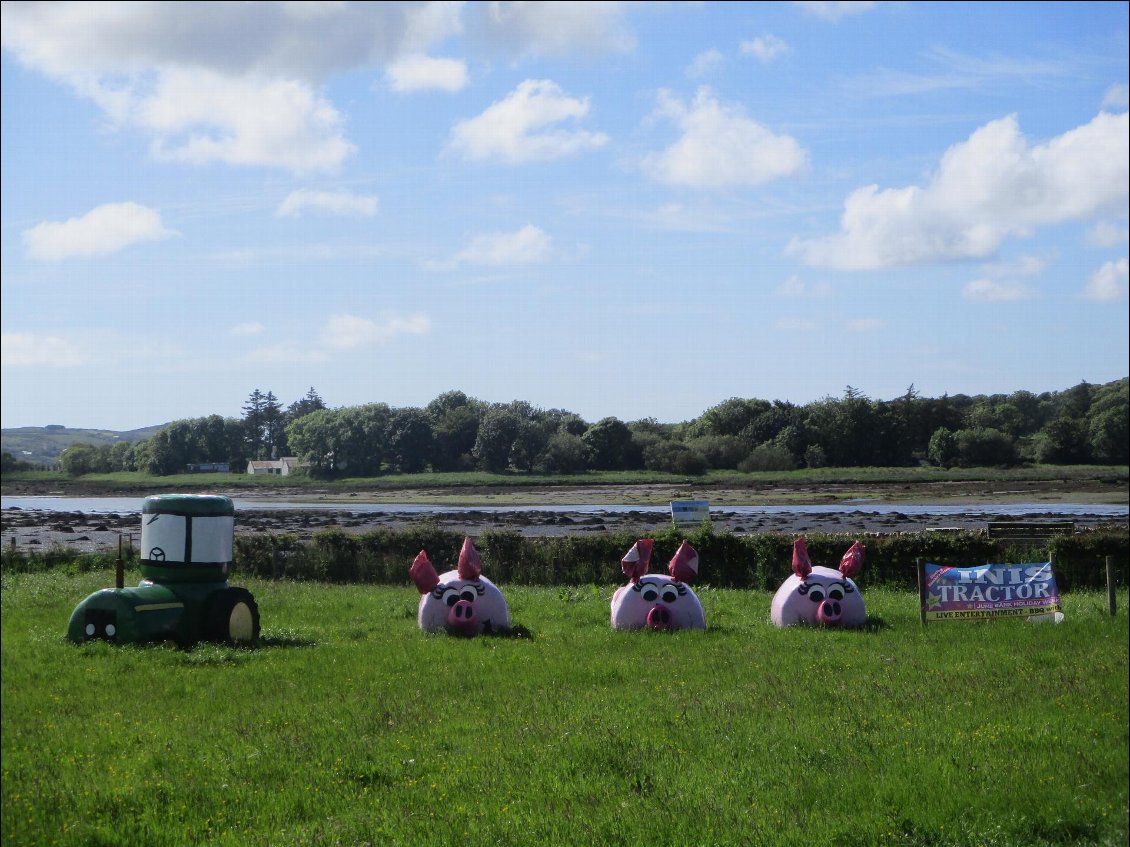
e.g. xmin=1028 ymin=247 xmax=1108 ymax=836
xmin=204 ymin=587 xmax=260 ymax=644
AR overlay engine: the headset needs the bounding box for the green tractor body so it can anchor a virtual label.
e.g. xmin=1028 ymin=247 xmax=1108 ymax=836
xmin=67 ymin=494 xmax=260 ymax=646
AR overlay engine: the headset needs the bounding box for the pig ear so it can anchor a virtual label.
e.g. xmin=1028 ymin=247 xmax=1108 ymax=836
xmin=792 ymin=537 xmax=813 ymax=580
xmin=669 ymin=540 xmax=699 ymax=584
xmin=457 ymin=536 xmax=482 ymax=581
xmin=410 ymin=550 xmax=440 ymax=594
xmin=621 ymin=539 xmax=653 ymax=583
xmin=839 ymin=541 xmax=865 ymax=579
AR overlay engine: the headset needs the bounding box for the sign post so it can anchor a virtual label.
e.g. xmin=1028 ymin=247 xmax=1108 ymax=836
xmin=670 ymin=500 xmax=710 ymax=529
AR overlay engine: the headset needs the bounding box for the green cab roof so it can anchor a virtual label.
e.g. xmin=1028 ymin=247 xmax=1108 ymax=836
xmin=141 ymin=494 xmax=234 ymax=517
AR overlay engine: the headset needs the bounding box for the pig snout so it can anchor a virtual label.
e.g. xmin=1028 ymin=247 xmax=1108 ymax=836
xmin=816 ymin=599 xmax=843 ymax=626
xmin=447 ymin=599 xmax=478 ymax=635
xmin=646 ymin=604 xmax=673 ymax=630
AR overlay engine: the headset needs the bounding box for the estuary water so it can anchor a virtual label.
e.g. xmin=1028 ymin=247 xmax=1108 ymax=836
xmin=2 ymin=496 xmax=1126 ymax=519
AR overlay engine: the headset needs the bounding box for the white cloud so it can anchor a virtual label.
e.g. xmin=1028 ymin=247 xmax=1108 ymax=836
xmin=386 ymin=55 xmax=469 ymax=93
xmin=230 ymin=322 xmax=265 ymax=337
xmin=1103 ymin=83 xmax=1129 ymax=109
xmin=322 ymin=312 xmax=431 ymax=350
xmin=139 ymin=69 xmax=355 ymax=174
xmin=0 ymin=3 xmax=640 ymax=174
xmin=0 ymin=2 xmax=635 ymax=82
xmin=962 ymin=279 xmax=1034 ymax=302
xmin=0 ymin=2 xmax=456 ymax=84
xmin=845 ymin=47 xmax=1080 ymax=99
xmin=778 ymin=275 xmax=832 ymax=298
xmin=686 ymin=49 xmax=725 ymax=78
xmin=455 ymin=224 xmax=552 ymax=266
xmin=276 ymin=189 xmax=378 ymax=218
xmin=23 ymin=202 xmax=175 ymax=261
xmin=641 ymin=87 xmax=808 ymax=189
xmin=638 ymin=203 xmax=739 ymax=234
xmin=788 ymin=111 xmax=1130 ymax=270
xmin=243 ymin=311 xmax=431 ymax=362
xmin=0 ymin=3 xmax=440 ymax=174
xmin=1082 ymin=258 xmax=1129 ymax=302
xmin=400 ymin=2 xmax=467 ymax=55
xmin=447 ymin=80 xmax=608 ymax=163
xmin=469 ymin=2 xmax=636 ymax=59
xmin=1 ymin=332 xmax=87 ymax=367
xmin=1086 ymin=221 xmax=1130 ymax=248
xmin=740 ymin=35 xmax=789 ymax=64
xmin=962 ymin=255 xmax=1045 ymax=302
xmin=793 ymin=2 xmax=878 ymax=22
xmin=980 ymin=255 xmax=1047 ymax=278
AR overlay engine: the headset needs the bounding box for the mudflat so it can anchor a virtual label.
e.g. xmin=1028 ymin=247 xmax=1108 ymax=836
xmin=3 ymin=476 xmax=1126 ymax=554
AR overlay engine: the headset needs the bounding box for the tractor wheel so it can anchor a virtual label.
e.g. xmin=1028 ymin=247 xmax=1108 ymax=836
xmin=204 ymin=587 xmax=260 ymax=644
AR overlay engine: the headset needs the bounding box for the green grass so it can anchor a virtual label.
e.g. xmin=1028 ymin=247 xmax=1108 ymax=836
xmin=2 ymin=571 xmax=1127 ymax=847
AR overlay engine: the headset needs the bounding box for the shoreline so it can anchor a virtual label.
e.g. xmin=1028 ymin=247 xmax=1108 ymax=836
xmin=4 ymin=502 xmax=1125 ymax=555
xmin=4 ymin=476 xmax=1126 ymax=554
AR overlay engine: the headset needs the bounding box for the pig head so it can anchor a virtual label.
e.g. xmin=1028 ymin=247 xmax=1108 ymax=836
xmin=611 ymin=539 xmax=706 ymax=631
xmin=410 ymin=538 xmax=511 ymax=636
xmin=771 ymin=537 xmax=866 ymax=628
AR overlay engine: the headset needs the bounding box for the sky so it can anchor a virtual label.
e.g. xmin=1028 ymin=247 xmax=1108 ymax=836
xmin=1 ymin=1 xmax=1128 ymax=432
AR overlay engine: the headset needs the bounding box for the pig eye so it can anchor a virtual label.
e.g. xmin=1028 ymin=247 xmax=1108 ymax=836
xmin=806 ymin=587 xmax=825 ymax=603
xmin=459 ymin=589 xmax=476 ymax=603
xmin=640 ymin=586 xmax=660 ymax=602
xmin=828 ymin=586 xmax=844 ymax=601
xmin=660 ymin=586 xmax=679 ymax=604
xmin=439 ymin=587 xmax=462 ymax=607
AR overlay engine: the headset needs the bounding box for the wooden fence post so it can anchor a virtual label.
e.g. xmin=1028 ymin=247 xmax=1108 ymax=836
xmin=916 ymin=557 xmax=927 ymax=626
xmin=1107 ymin=556 xmax=1117 ymax=617
xmin=115 ymin=534 xmax=124 ymax=589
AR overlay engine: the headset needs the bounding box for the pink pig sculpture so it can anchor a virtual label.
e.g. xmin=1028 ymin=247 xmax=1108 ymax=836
xmin=771 ymin=537 xmax=867 ymax=628
xmin=611 ymin=539 xmax=706 ymax=631
xmin=410 ymin=537 xmax=511 ymax=636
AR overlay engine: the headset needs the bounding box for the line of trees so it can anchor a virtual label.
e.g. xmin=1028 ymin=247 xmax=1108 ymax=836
xmin=54 ymin=387 xmax=326 ymax=476
xmin=49 ymin=378 xmax=1128 ymax=478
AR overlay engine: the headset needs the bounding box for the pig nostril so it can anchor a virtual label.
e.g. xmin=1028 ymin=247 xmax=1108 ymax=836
xmin=833 ymin=602 xmax=841 ymax=615
xmin=646 ymin=605 xmax=673 ymax=630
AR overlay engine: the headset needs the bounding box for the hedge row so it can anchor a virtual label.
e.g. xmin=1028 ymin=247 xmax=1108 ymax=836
xmin=5 ymin=526 xmax=1125 ymax=591
xmin=229 ymin=525 xmax=1126 ymax=591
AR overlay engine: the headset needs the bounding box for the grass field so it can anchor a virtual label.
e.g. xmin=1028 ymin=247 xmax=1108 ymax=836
xmin=2 ymin=570 xmax=1127 ymax=847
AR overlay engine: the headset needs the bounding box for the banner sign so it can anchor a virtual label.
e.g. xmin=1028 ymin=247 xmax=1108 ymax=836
xmin=670 ymin=500 xmax=710 ymax=527
xmin=923 ymin=562 xmax=1062 ymax=621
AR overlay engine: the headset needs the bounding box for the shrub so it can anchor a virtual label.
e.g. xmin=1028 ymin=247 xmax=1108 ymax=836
xmin=8 ymin=527 xmax=1125 ymax=592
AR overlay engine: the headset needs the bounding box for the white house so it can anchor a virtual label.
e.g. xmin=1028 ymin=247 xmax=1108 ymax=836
xmin=246 ymin=457 xmax=302 ymax=476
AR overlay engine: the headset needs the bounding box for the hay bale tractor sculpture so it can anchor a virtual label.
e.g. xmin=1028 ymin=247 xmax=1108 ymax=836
xmin=67 ymin=494 xmax=260 ymax=645
xmin=771 ymin=537 xmax=867 ymax=628
xmin=611 ymin=539 xmax=706 ymax=631
xmin=410 ymin=537 xmax=511 ymax=636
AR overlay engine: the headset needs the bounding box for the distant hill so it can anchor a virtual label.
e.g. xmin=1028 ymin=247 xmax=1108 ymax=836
xmin=1 ymin=424 xmax=166 ymax=467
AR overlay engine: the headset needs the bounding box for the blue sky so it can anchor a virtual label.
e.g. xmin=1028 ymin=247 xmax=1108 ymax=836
xmin=2 ymin=1 xmax=1127 ymax=432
